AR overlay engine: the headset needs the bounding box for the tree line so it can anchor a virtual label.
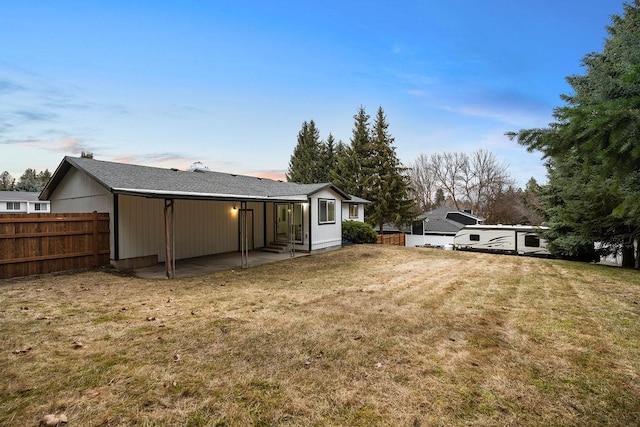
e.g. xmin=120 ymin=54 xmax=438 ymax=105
xmin=408 ymin=151 xmax=543 ymax=225
xmin=1 ymin=152 xmax=92 ymax=192
xmin=287 ymin=106 xmax=415 ymax=233
xmin=287 ymin=107 xmax=542 ymax=230
xmin=0 ymin=169 xmax=52 ymax=192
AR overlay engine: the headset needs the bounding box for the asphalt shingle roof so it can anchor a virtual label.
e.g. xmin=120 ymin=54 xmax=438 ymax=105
xmin=41 ymin=157 xmax=350 ymax=201
xmin=0 ymin=191 xmax=40 ymax=201
xmin=415 ymin=206 xmax=483 ymax=234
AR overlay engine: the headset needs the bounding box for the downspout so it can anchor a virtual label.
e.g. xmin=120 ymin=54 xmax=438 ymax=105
xmin=113 ymin=194 xmax=120 ymax=261
xmin=164 ymin=199 xmax=175 ymax=279
xmin=172 ymin=200 xmax=176 ymax=275
xmin=289 ymin=202 xmax=295 ymax=258
xmin=308 ymin=197 xmax=312 ymax=252
xmin=263 ymin=201 xmax=267 ymax=248
xmin=241 ymin=201 xmax=249 ymax=268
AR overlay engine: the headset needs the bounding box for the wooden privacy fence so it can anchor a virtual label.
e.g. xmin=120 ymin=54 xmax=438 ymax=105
xmin=377 ymin=233 xmax=406 ymax=246
xmin=0 ymin=212 xmax=110 ymax=280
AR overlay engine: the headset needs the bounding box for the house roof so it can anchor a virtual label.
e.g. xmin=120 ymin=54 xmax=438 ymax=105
xmin=40 ymin=157 xmax=351 ymax=202
xmin=0 ymin=191 xmax=41 ymax=201
xmin=421 ymin=217 xmax=464 ymax=233
xmin=416 ymin=206 xmax=483 ymax=234
xmin=417 ymin=206 xmax=483 ymax=222
xmin=346 ymin=195 xmax=372 ymax=204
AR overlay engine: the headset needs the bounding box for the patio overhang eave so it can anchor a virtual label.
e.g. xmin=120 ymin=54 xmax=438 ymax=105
xmin=111 ymin=187 xmax=310 ymax=203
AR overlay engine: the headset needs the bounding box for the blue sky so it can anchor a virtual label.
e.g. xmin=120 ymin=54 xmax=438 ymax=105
xmin=0 ymin=0 xmax=626 ymax=187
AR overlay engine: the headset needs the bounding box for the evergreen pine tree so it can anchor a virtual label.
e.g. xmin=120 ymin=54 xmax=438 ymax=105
xmin=37 ymin=169 xmax=51 ymax=189
xmin=349 ymin=106 xmax=373 ymax=195
xmin=286 ymin=120 xmax=323 ymax=183
xmin=365 ymin=107 xmax=415 ymax=232
xmin=320 ymin=133 xmax=337 ymax=182
xmin=331 ymin=141 xmax=357 ymax=194
xmin=16 ymin=168 xmax=40 ymax=192
xmin=510 ymin=1 xmax=640 ymax=266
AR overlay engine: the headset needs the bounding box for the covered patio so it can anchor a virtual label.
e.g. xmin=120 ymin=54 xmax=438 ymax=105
xmin=132 ymin=249 xmax=309 ymax=279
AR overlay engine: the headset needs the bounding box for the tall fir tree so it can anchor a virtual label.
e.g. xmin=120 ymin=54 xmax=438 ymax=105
xmin=364 ymin=107 xmax=415 ymax=232
xmin=37 ymin=169 xmax=51 ymax=189
xmin=331 ymin=141 xmax=357 ymax=194
xmin=510 ymin=1 xmax=640 ymax=267
xmin=15 ymin=168 xmax=40 ymax=192
xmin=338 ymin=106 xmax=373 ymax=196
xmin=319 ymin=133 xmax=337 ymax=182
xmin=286 ymin=120 xmax=323 ymax=183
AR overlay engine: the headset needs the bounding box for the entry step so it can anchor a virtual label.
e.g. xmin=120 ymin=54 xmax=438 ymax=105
xmin=261 ymin=242 xmax=289 ymax=253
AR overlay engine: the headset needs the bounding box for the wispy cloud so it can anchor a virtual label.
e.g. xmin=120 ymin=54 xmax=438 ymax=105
xmin=0 ymin=79 xmax=25 ymax=93
xmin=2 ymin=136 xmax=93 ymax=154
xmin=396 ymin=72 xmax=438 ymax=87
xmin=111 ymin=153 xmax=195 ymax=170
xmin=14 ymin=110 xmax=58 ymax=122
xmin=442 ymin=101 xmax=551 ymax=128
xmin=404 ymin=88 xmax=431 ymax=97
xmin=160 ymin=103 xmax=210 ymax=119
xmin=243 ymin=169 xmax=287 ymax=181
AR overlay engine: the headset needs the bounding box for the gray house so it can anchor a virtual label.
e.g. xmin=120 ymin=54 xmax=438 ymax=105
xmin=40 ymin=157 xmax=368 ymax=276
xmin=406 ymin=206 xmax=484 ymax=247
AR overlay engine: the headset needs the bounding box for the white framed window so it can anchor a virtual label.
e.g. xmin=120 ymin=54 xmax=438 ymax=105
xmin=6 ymin=202 xmax=20 ymax=210
xmin=318 ymin=199 xmax=336 ymax=224
xmin=34 ymin=203 xmax=47 ymax=211
xmin=349 ymin=203 xmax=359 ymax=219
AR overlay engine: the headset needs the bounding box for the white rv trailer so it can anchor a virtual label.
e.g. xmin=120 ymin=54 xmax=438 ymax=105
xmin=453 ymin=224 xmax=551 ymax=256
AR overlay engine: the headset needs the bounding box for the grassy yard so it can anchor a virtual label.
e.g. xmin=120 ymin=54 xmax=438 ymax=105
xmin=1 ymin=245 xmax=639 ymax=426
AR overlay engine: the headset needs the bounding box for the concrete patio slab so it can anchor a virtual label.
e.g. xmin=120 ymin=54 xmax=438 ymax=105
xmin=132 ymin=250 xmax=309 ymax=279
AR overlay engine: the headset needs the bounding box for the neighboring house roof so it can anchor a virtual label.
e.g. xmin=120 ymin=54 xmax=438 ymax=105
xmin=347 ymin=195 xmax=372 ymax=204
xmin=0 ymin=191 xmax=41 ymax=201
xmin=415 ymin=206 xmax=483 ymax=235
xmin=41 ymin=157 xmax=351 ymax=202
xmin=421 ymin=217 xmax=463 ymax=233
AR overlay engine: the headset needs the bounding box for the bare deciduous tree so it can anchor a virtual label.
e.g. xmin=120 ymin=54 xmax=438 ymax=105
xmin=409 ymin=149 xmax=527 ymax=223
xmin=466 ymin=149 xmax=513 ymax=216
xmin=408 ymin=154 xmax=435 ymax=212
xmin=430 ymin=152 xmax=468 ymax=210
xmin=0 ymin=171 xmax=15 ymax=190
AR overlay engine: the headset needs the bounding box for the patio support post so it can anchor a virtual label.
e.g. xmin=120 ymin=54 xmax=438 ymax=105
xmin=240 ymin=201 xmax=249 ymax=268
xmin=164 ymin=199 xmax=175 ymax=279
xmin=289 ymin=202 xmax=295 ymax=258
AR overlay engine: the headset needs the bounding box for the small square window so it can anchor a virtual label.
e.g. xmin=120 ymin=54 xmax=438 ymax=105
xmin=470 ymin=234 xmax=480 ymax=241
xmin=349 ymin=204 xmax=358 ymax=219
xmin=319 ymin=199 xmax=336 ymax=224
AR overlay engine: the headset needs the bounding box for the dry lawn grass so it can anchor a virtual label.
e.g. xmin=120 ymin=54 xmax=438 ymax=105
xmin=1 ymin=245 xmax=639 ymax=426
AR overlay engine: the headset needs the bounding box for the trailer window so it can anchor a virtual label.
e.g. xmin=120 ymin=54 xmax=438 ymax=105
xmin=470 ymin=234 xmax=480 ymax=241
xmin=524 ymin=235 xmax=540 ymax=247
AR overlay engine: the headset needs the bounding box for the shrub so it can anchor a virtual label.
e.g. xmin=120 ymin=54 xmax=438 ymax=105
xmin=342 ymin=220 xmax=377 ymax=244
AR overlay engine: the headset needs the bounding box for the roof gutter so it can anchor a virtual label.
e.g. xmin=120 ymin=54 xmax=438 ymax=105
xmin=111 ymin=187 xmax=309 ymax=203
